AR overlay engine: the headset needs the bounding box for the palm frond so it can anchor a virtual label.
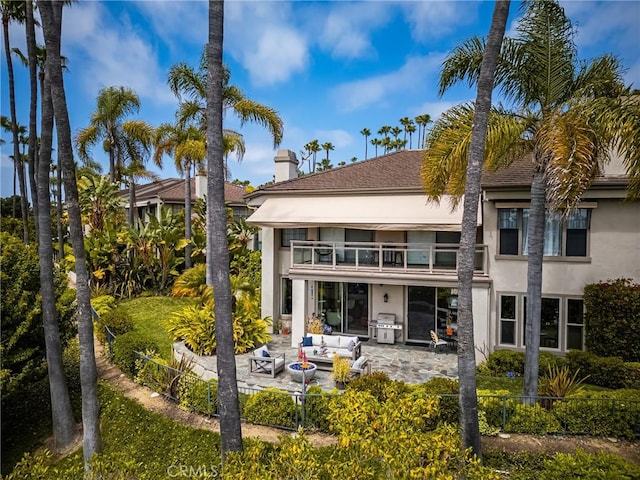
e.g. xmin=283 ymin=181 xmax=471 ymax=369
xmin=74 ymin=125 xmax=99 ymax=163
xmin=439 ymin=36 xmax=484 ymax=96
xmin=167 ymin=62 xmax=206 ymax=101
xmin=223 ymin=130 xmax=245 ymax=161
xmin=232 ymin=99 xmax=284 ymax=148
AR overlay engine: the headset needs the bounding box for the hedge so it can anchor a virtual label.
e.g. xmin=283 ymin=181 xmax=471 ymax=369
xmin=565 ymin=350 xmax=640 ymax=389
xmin=584 ymin=278 xmax=640 ymax=362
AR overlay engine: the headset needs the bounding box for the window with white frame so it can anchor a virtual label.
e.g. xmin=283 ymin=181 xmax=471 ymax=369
xmin=499 ymin=295 xmax=517 ymax=345
xmin=280 ymin=228 xmax=306 ymax=247
xmin=498 ymin=208 xmax=590 ymax=257
xmin=566 ymin=298 xmax=584 ymax=350
xmin=497 ymin=293 xmax=584 ymax=352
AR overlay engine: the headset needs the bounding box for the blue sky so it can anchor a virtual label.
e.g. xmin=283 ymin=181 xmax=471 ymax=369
xmin=1 ymin=0 xmax=639 ymax=196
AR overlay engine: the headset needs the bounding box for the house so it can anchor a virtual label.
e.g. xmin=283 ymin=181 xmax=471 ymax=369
xmin=246 ymin=149 xmax=640 ymax=359
xmin=120 ymin=175 xmax=250 ymax=223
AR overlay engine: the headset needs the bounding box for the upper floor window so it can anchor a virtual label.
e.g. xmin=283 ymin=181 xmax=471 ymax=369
xmin=498 ymin=208 xmax=589 ymax=257
xmin=281 ymin=228 xmax=306 ymax=247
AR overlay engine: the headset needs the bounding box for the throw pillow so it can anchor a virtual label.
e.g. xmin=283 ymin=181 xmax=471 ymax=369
xmin=262 ymin=349 xmax=271 ymax=358
xmin=302 ymin=336 xmax=313 ymax=347
xmin=347 ymin=340 xmax=356 ymax=352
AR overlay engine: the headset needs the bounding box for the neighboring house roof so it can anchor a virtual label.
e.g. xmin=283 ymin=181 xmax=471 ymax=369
xmin=121 ymin=178 xmax=248 ymax=207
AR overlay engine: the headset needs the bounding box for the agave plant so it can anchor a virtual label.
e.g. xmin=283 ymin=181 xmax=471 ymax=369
xmin=539 ymin=364 xmax=589 ymax=398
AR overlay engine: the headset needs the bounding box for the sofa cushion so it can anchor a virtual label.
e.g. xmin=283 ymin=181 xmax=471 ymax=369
xmin=352 ymin=356 xmax=367 ymax=369
xmin=333 ymin=348 xmax=352 ymax=358
xmin=339 ymin=336 xmax=359 ymax=349
xmin=310 ymin=334 xmax=324 ymax=346
xmin=324 ymin=336 xmax=341 ymax=348
xmin=253 ymin=345 xmax=268 ymax=357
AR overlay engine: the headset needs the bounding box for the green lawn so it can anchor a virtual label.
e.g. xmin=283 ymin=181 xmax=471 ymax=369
xmin=117 ymin=296 xmax=196 ymax=360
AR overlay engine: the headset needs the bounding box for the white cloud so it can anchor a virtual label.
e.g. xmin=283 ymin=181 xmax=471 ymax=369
xmin=61 ymin=2 xmax=174 ymax=105
xmin=331 ymin=53 xmax=446 ymax=112
xmin=225 ymin=2 xmax=309 ymax=87
xmin=316 ymin=2 xmax=391 ymax=60
xmin=402 ymin=1 xmax=479 ymax=42
xmin=414 ymin=100 xmax=463 ymax=124
xmin=133 ymin=0 xmax=207 ymax=49
xmin=315 ymin=129 xmax=353 ymax=149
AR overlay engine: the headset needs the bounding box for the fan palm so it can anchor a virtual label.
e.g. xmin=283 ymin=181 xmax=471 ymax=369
xmin=360 ymin=128 xmax=371 ymax=159
xmin=167 ymin=51 xmax=283 ymax=149
xmin=155 ymin=123 xmax=206 ymax=268
xmin=423 ymin=0 xmax=640 ymax=400
xmin=75 ymin=86 xmax=141 ymax=183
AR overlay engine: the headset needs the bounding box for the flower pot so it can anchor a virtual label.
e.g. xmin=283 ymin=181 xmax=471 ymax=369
xmin=335 ymin=380 xmax=346 ymax=390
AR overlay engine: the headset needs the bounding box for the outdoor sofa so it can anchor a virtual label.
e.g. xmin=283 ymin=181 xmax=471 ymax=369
xmin=299 ymin=334 xmax=362 ymax=371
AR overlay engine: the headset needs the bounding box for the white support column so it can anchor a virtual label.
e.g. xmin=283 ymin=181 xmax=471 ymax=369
xmin=260 ymin=227 xmax=276 ymax=324
xmin=291 ymin=278 xmax=307 ymax=348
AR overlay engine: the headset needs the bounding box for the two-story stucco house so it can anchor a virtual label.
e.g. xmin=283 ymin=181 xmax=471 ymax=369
xmin=246 ymin=149 xmax=640 ymax=359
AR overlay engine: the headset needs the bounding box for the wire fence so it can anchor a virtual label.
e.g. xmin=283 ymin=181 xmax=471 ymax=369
xmin=131 ymin=350 xmax=640 ymax=436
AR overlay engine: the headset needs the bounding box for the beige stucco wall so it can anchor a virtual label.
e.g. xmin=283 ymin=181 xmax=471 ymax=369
xmin=484 ymin=197 xmax=640 ymax=351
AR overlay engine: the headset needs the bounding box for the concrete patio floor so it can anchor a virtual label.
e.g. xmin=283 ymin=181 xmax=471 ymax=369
xmin=174 ymin=334 xmax=459 ymax=393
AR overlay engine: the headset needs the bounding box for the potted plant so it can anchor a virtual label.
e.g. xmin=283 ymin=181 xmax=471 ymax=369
xmin=272 ymin=317 xmax=281 ymax=335
xmin=307 ymin=314 xmax=323 ymax=334
xmin=331 ymin=354 xmax=351 ymax=389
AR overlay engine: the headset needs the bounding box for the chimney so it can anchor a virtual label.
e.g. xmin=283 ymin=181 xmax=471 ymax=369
xmin=195 ymin=173 xmax=207 ymax=198
xmin=274 ymin=149 xmax=298 ymax=183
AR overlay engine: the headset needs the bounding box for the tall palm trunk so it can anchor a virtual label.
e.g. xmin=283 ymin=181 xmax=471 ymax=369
xmin=523 ymin=164 xmax=546 ymax=402
xmin=128 ymin=179 xmax=136 ymax=226
xmin=184 ymin=163 xmax=192 ymax=269
xmin=3 ymin=13 xmax=29 ymax=243
xmin=456 ymin=0 xmax=510 ymax=459
xmin=207 ymin=0 xmax=243 ymax=459
xmin=26 ymin=0 xmax=39 ymax=241
xmin=40 ymin=0 xmax=102 ymax=469
xmin=38 ymin=61 xmax=78 ymax=450
xmin=57 ymin=154 xmax=64 ymax=259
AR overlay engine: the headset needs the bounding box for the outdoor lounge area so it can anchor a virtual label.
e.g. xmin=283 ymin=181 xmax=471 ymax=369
xmin=173 ymin=334 xmax=458 ymax=392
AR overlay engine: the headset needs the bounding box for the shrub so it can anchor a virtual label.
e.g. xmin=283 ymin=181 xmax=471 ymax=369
xmin=346 ymin=371 xmax=410 ymax=402
xmin=477 ymin=389 xmax=515 ymax=431
xmin=95 ymin=307 xmax=134 ymax=344
xmin=552 ymin=389 xmax=640 ymax=439
xmin=565 ymin=350 xmax=638 ymax=389
xmin=414 ymin=378 xmax=460 ymax=425
xmin=584 ymin=278 xmax=640 ymax=361
xmin=504 ymin=402 xmax=561 ymax=434
xmin=91 ymin=295 xmax=116 ymax=317
xmin=301 ymin=386 xmax=335 ymax=432
xmin=112 ymin=331 xmax=158 ymax=377
xmin=541 ymin=449 xmax=640 ymax=479
xmin=482 ymin=349 xmax=525 ymax=376
xmin=177 ymin=374 xmax=218 ymax=415
xmin=243 ymin=388 xmax=297 ymax=428
xmin=538 ymin=364 xmax=588 ymax=398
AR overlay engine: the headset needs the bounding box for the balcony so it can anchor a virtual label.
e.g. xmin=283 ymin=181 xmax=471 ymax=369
xmin=289 ymin=241 xmax=488 ymax=276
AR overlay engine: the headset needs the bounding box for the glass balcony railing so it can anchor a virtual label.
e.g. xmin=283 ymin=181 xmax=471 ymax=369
xmin=290 ymin=241 xmax=488 ymax=274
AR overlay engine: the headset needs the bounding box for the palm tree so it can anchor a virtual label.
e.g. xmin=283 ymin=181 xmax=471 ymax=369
xmin=360 ymin=128 xmax=371 ymax=159
xmin=321 ymin=141 xmax=334 ymax=162
xmin=370 ymin=137 xmax=380 ymax=157
xmin=391 ymin=126 xmax=402 ymax=142
xmin=307 ymin=139 xmax=321 ymax=173
xmin=167 ymin=53 xmax=283 ymax=149
xmin=75 ymin=86 xmax=141 ymax=183
xmin=206 ymin=0 xmax=243 ymax=458
xmin=442 ymin=0 xmax=510 ymax=459
xmin=40 ymin=0 xmax=103 ymax=468
xmin=119 ymin=119 xmax=156 ymax=226
xmin=407 ymin=123 xmax=416 ymax=149
xmin=415 ymin=114 xmax=432 ymax=148
xmin=36 ymin=2 xmax=79 ymax=451
xmin=2 ymin=0 xmax=28 ymax=243
xmin=154 ymin=123 xmax=206 ymax=268
xmin=25 ymin=0 xmax=39 ymax=242
xmin=425 ymin=0 xmax=640 ymax=401
xmin=399 ymin=117 xmax=414 ymax=146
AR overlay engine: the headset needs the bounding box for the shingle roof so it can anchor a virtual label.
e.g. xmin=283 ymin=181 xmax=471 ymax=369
xmin=247 ymin=149 xmax=628 ymax=198
xmin=250 ymin=150 xmax=426 ymax=195
xmin=122 ymin=178 xmax=248 ymax=206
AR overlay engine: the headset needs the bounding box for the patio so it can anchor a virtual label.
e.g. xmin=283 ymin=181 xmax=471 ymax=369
xmin=174 ymin=334 xmax=459 ymax=392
